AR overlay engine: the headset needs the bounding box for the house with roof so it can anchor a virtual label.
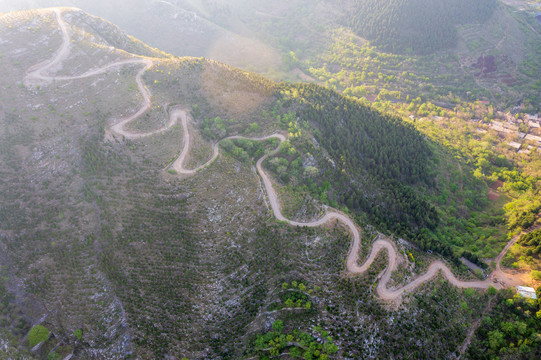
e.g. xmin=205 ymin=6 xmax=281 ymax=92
xmin=507 ymin=141 xmax=522 ymax=150
xmin=516 ymin=286 xmax=537 ymax=300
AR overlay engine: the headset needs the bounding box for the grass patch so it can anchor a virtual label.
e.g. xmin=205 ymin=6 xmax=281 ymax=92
xmin=28 ymin=325 xmax=49 ymax=347
xmin=47 ymin=351 xmax=61 ymax=360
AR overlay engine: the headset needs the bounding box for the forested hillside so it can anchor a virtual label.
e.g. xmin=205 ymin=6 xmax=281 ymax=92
xmin=519 ymin=229 xmax=541 ymax=255
xmin=258 ymin=83 xmax=496 ymax=259
xmin=347 ymin=0 xmax=497 ymax=54
xmin=466 ymin=287 xmax=541 ymax=359
xmin=277 ymin=85 xmax=440 ymax=244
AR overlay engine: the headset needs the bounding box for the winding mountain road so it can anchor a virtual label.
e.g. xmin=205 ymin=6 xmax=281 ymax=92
xmin=27 ymin=8 xmax=529 ymax=302
xmin=26 ymin=8 xmax=177 ymax=140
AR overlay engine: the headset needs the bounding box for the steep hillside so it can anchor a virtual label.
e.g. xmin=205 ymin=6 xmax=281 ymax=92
xmin=347 ymin=0 xmax=498 ymax=54
xmin=0 ymin=7 xmax=538 ymax=360
xmin=215 ymin=0 xmax=540 ymax=108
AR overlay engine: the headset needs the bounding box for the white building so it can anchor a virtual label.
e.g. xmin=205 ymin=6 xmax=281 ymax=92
xmin=516 ymin=286 xmax=537 ymax=300
xmin=526 ymin=114 xmax=539 ymax=121
xmin=524 ymin=134 xmax=541 ymax=143
xmin=508 ymin=141 xmax=522 ymax=150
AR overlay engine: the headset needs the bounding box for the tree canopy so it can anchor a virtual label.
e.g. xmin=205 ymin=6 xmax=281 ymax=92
xmin=347 ymin=0 xmax=497 ymax=54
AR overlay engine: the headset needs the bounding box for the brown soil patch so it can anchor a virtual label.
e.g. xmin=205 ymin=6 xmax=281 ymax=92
xmin=488 ymin=189 xmax=500 ymax=201
xmin=490 ymin=180 xmax=503 ymax=190
xmin=472 ymin=55 xmax=497 ymax=76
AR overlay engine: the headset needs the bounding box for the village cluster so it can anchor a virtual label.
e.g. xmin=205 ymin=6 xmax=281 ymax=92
xmin=479 ymin=111 xmax=541 ymax=154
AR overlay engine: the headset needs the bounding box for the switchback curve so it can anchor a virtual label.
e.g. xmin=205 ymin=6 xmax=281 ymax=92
xmin=26 ymin=7 xmax=527 ymax=303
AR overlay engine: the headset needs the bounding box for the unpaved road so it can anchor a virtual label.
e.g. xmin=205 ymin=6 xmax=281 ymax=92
xmin=26 ymin=8 xmax=177 ymax=140
xmin=28 ymin=8 xmax=529 ymax=302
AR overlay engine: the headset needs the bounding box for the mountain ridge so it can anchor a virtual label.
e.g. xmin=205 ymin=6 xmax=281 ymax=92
xmin=0 ymin=5 xmax=539 ymax=360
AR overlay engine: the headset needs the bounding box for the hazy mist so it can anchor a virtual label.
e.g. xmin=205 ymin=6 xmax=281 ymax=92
xmin=0 ymin=0 xmax=282 ymax=73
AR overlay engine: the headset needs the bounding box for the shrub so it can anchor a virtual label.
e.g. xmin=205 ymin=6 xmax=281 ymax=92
xmin=272 ymin=320 xmax=284 ymax=332
xmin=28 ymin=325 xmax=49 ymax=347
xmin=47 ymin=351 xmax=61 ymax=360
